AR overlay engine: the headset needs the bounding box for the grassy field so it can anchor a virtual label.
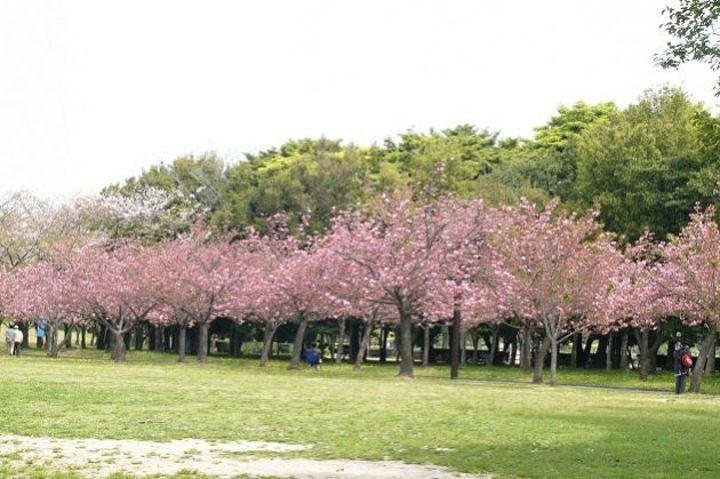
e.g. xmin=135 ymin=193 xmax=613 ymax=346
xmin=1 ymin=347 xmax=720 ymax=479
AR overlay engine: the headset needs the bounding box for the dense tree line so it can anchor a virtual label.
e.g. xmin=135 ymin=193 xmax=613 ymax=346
xmin=101 ymin=87 xmax=720 ymax=245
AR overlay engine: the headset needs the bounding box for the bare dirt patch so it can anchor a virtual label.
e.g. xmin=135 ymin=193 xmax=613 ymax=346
xmin=0 ymin=434 xmax=490 ymax=478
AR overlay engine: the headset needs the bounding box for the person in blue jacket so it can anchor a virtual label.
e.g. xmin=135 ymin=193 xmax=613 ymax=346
xmin=305 ymin=343 xmax=322 ymax=370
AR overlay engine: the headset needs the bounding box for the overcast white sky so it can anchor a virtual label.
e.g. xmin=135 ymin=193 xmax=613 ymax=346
xmin=0 ymin=0 xmax=717 ymax=199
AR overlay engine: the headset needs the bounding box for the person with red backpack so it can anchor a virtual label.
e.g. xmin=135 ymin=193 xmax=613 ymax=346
xmin=673 ymin=343 xmax=692 ymax=394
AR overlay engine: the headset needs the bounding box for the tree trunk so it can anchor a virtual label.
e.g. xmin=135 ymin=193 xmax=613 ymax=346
xmin=109 ymin=328 xmax=127 ymax=362
xmin=379 ymin=326 xmax=388 ymax=362
xmin=422 ymin=325 xmax=431 ymax=367
xmin=354 ymin=320 xmax=374 ymax=372
xmin=47 ymin=319 xmax=60 ymax=358
xmin=288 ymin=316 xmax=309 ymax=369
xmin=638 ymin=327 xmax=650 ymax=381
xmin=197 ymin=321 xmax=209 ymax=363
xmin=450 ymin=307 xmax=461 ymax=379
xmin=596 ymin=335 xmax=609 ymax=369
xmin=705 ymin=333 xmax=716 ymax=374
xmin=148 ymin=324 xmax=156 ymax=351
xmin=488 ymin=324 xmax=499 ymax=366
xmin=649 ymin=331 xmax=663 ymax=372
xmin=259 ymin=323 xmax=280 ymax=367
xmin=177 ymin=325 xmax=187 ymax=363
xmin=57 ymin=325 xmax=75 ymax=351
xmin=619 ymin=330 xmax=630 ymax=370
xmin=155 ymin=326 xmax=165 ymax=353
xmin=606 ymin=332 xmax=614 ymax=371
xmin=521 ymin=326 xmax=533 ymax=372
xmin=335 ymin=317 xmax=346 ymax=365
xmin=231 ymin=326 xmax=242 ymax=358
xmin=533 ymin=335 xmax=550 ymax=384
xmin=570 ymin=332 xmax=580 ymax=368
xmin=549 ymin=336 xmax=559 ymax=385
xmin=350 ymin=321 xmax=361 ymax=362
xmin=96 ymin=324 xmax=107 ymax=350
xmin=134 ymin=323 xmax=144 ymax=351
xmin=690 ymin=324 xmax=718 ymax=393
xmin=397 ymin=305 xmax=415 ymax=378
xmin=582 ymin=335 xmax=595 ymax=368
xmin=470 ymin=329 xmax=480 ymax=364
xmin=64 ymin=325 xmax=71 ymax=348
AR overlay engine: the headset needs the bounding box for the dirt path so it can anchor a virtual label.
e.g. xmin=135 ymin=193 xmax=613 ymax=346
xmin=0 ymin=434 xmax=490 ymax=479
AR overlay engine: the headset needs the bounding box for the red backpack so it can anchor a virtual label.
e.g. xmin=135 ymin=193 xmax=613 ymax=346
xmin=681 ymin=352 xmax=693 ymax=368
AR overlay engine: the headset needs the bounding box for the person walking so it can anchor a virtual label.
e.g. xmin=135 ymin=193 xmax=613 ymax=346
xmin=13 ymin=325 xmax=24 ymax=356
xmin=673 ymin=343 xmax=692 ymax=394
xmin=5 ymin=325 xmax=16 ymax=355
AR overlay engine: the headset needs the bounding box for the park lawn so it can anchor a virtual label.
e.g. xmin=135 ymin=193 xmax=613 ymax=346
xmin=1 ymin=351 xmax=719 ymax=479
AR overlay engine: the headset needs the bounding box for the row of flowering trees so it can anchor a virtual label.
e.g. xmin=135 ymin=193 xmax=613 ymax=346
xmin=3 ymin=195 xmax=720 ymax=392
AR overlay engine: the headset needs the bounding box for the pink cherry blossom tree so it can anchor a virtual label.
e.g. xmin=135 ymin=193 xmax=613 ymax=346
xmin=313 ymin=241 xmax=387 ymax=371
xmin=277 ymin=243 xmax=338 ymax=369
xmin=216 ymin=222 xmax=308 ymax=367
xmin=234 ymin=232 xmax=294 ymax=367
xmin=420 ymin=198 xmax=512 ymax=378
xmin=151 ymin=228 xmax=246 ymax=363
xmin=324 ymin=197 xmax=450 ymax=378
xmin=493 ymin=199 xmax=624 ymax=385
xmin=240 ymin=216 xmax=337 ymax=369
xmin=70 ymin=243 xmax=158 ymax=361
xmin=652 ymin=205 xmax=720 ymax=393
xmin=3 ymin=248 xmax=88 ymax=357
xmin=603 ymin=240 xmax=672 ymax=381
xmin=0 ymin=192 xmax=100 ymax=340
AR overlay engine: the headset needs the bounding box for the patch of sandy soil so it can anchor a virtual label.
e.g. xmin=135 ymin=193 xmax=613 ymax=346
xmin=0 ymin=434 xmax=490 ymax=479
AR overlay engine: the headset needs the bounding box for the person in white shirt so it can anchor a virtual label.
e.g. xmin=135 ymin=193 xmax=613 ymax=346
xmin=5 ymin=325 xmax=16 ymax=355
xmin=13 ymin=325 xmax=23 ymax=356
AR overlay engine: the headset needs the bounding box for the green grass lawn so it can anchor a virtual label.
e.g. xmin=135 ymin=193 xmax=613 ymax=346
xmin=1 ymin=349 xmax=719 ymax=478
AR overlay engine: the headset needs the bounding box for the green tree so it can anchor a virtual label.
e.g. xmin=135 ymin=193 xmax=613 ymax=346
xmin=376 ymin=125 xmax=504 ymax=200
xmin=575 ymin=87 xmax=706 ymax=242
xmin=531 ymin=102 xmax=618 ymax=201
xmin=657 ymin=0 xmax=720 ymax=94
xmin=470 ymin=141 xmax=553 ymax=208
xmin=212 ymin=159 xmax=260 ymax=232
xmin=217 ymin=138 xmax=365 ymax=234
xmin=690 ymin=108 xmax=720 ymax=205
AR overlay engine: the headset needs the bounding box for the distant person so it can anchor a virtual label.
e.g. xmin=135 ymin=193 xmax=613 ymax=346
xmin=5 ymin=325 xmax=16 ymax=355
xmin=305 ymin=343 xmax=322 ymax=370
xmin=36 ymin=319 xmax=46 ymax=349
xmin=13 ymin=325 xmax=24 ymax=356
xmin=674 ymin=331 xmax=683 ymax=353
xmin=673 ymin=343 xmax=692 ymax=394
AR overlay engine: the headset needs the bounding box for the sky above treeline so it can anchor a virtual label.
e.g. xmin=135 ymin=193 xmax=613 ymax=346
xmin=0 ymin=0 xmax=717 ymax=199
